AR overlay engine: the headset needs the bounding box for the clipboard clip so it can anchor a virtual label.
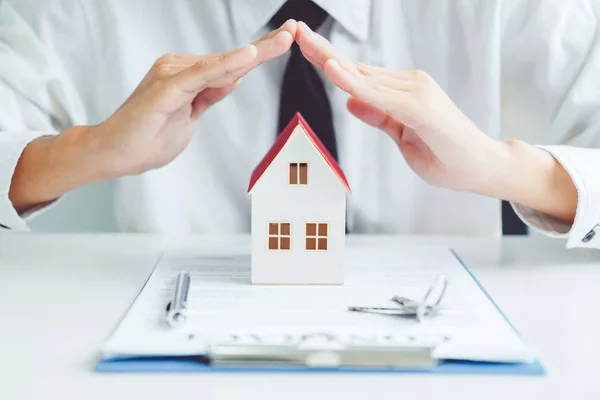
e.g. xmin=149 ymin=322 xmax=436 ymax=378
xmin=208 ymin=343 xmax=437 ymax=369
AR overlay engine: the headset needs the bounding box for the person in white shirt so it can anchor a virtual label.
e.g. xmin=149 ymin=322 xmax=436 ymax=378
xmin=1 ymin=1 xmax=599 ymax=249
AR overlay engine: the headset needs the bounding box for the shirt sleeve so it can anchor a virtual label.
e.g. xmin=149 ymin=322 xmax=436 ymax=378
xmin=501 ymin=0 xmax=600 ymax=249
xmin=0 ymin=1 xmax=89 ymax=231
xmin=511 ymin=146 xmax=600 ymax=250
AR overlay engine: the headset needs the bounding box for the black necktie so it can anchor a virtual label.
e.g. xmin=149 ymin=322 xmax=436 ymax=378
xmin=270 ymin=0 xmax=338 ymax=162
xmin=502 ymin=201 xmax=527 ymax=235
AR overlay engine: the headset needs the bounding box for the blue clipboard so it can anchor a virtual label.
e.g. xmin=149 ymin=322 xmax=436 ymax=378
xmin=95 ymin=250 xmax=546 ymax=375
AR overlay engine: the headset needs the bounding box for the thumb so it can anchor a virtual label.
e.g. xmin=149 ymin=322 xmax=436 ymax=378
xmin=190 ymin=80 xmax=240 ymax=121
xmin=346 ymin=97 xmax=403 ymax=141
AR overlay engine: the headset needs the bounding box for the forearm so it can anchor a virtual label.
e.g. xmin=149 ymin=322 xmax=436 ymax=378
xmin=8 ymin=126 xmax=114 ymax=214
xmin=478 ymin=140 xmax=577 ymax=224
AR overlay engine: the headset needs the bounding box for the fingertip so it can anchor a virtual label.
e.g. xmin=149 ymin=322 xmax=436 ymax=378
xmin=280 ymin=18 xmax=296 ymax=28
xmin=346 ymin=95 xmax=360 ymax=110
xmin=281 ymin=19 xmax=297 ymax=37
xmin=295 ymin=21 xmax=311 ymax=43
xmin=346 ymin=96 xmax=366 ymax=120
xmin=299 ymin=21 xmax=312 ymax=34
xmin=346 ymin=97 xmax=386 ymax=128
xmin=346 ymin=98 xmax=359 ymax=119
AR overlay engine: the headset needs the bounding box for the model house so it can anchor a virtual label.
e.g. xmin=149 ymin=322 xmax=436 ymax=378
xmin=247 ymin=113 xmax=352 ymax=285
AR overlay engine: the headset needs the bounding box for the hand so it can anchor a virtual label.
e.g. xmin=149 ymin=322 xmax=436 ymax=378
xmin=295 ymin=22 xmax=577 ymax=223
xmin=9 ymin=21 xmax=297 ymax=215
xmin=295 ymin=22 xmax=502 ymax=193
xmin=92 ymin=20 xmax=297 ymax=177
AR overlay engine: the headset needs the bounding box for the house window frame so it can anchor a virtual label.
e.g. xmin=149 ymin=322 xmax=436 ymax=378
xmin=267 ymin=222 xmax=292 ymax=251
xmin=305 ymin=222 xmax=328 ymax=251
xmin=289 ymin=162 xmax=309 ymax=186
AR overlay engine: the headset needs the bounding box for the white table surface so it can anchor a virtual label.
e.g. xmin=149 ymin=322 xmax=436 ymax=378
xmin=2 ymin=234 xmax=600 ymax=400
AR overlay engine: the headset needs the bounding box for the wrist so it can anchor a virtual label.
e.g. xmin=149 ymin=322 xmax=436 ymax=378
xmin=475 ymin=139 xmax=577 ymax=223
xmin=44 ymin=125 xmax=117 ymax=185
xmin=41 ymin=125 xmax=121 ymax=188
xmin=70 ymin=124 xmax=127 ymax=180
xmin=464 ymin=137 xmax=514 ymax=197
xmin=9 ymin=126 xmax=115 ymax=213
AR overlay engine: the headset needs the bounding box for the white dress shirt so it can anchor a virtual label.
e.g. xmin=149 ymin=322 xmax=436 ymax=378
xmin=1 ymin=0 xmax=600 ymax=249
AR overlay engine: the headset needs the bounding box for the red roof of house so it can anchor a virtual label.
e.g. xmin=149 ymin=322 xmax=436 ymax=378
xmin=247 ymin=113 xmax=351 ymax=194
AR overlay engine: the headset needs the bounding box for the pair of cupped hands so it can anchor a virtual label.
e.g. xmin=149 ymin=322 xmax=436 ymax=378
xmin=96 ymin=19 xmax=505 ymax=195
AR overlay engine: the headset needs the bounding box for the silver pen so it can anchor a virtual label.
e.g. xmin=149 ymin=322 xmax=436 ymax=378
xmin=165 ymin=271 xmax=191 ymax=328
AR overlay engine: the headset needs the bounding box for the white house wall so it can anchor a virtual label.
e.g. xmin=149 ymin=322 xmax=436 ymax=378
xmin=251 ymin=126 xmax=346 ymax=284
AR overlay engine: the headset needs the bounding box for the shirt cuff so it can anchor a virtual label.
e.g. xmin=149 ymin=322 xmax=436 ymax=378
xmin=0 ymin=132 xmax=58 ymax=231
xmin=511 ymin=145 xmax=600 ymax=249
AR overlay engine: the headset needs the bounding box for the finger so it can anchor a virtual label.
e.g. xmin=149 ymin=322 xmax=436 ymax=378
xmin=253 ymin=18 xmax=297 ymax=58
xmin=186 ymin=21 xmax=295 ymax=117
xmin=170 ymin=21 xmax=296 ymax=92
xmin=168 ymin=44 xmax=258 ymax=93
xmin=148 ymin=21 xmax=296 ymax=113
xmin=153 ymin=53 xmax=206 ymax=67
xmin=296 ymin=21 xmax=357 ymax=74
xmin=296 ymin=24 xmax=420 ymax=84
xmin=206 ymin=30 xmax=293 ymax=87
xmin=257 ymin=18 xmax=297 ymax=44
xmin=151 ymin=64 xmax=192 ymax=80
xmin=145 ymin=46 xmax=255 ymax=114
xmin=347 ymin=97 xmax=403 ymax=140
xmin=244 ymin=25 xmax=295 ymax=69
xmin=324 ymin=59 xmax=405 ymax=112
xmin=356 ymin=63 xmax=417 ymax=81
xmin=127 ymin=63 xmax=192 ymax=104
xmin=364 ymin=74 xmax=416 ymax=92
xmin=202 ymin=19 xmax=295 ymax=70
xmin=190 ymin=82 xmax=239 ymax=121
xmin=199 ymin=19 xmax=295 ymax=63
xmin=152 ymin=19 xmax=294 ymax=76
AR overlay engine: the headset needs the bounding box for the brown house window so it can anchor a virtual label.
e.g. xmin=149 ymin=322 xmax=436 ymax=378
xmin=289 ymin=162 xmax=308 ymax=185
xmin=268 ymin=222 xmax=291 ymax=250
xmin=305 ymin=223 xmax=328 ymax=251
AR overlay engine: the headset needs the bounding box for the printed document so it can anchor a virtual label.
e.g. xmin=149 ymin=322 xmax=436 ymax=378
xmin=102 ymin=246 xmax=535 ymax=363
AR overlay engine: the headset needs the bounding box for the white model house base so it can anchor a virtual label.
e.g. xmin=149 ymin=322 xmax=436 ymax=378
xmin=247 ymin=113 xmax=352 ymax=285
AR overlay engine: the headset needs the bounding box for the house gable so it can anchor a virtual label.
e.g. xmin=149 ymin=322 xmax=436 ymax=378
xmin=247 ymin=113 xmax=351 ymax=194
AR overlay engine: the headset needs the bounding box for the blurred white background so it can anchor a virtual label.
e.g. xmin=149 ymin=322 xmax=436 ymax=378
xmin=29 ymin=181 xmax=117 ymax=232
